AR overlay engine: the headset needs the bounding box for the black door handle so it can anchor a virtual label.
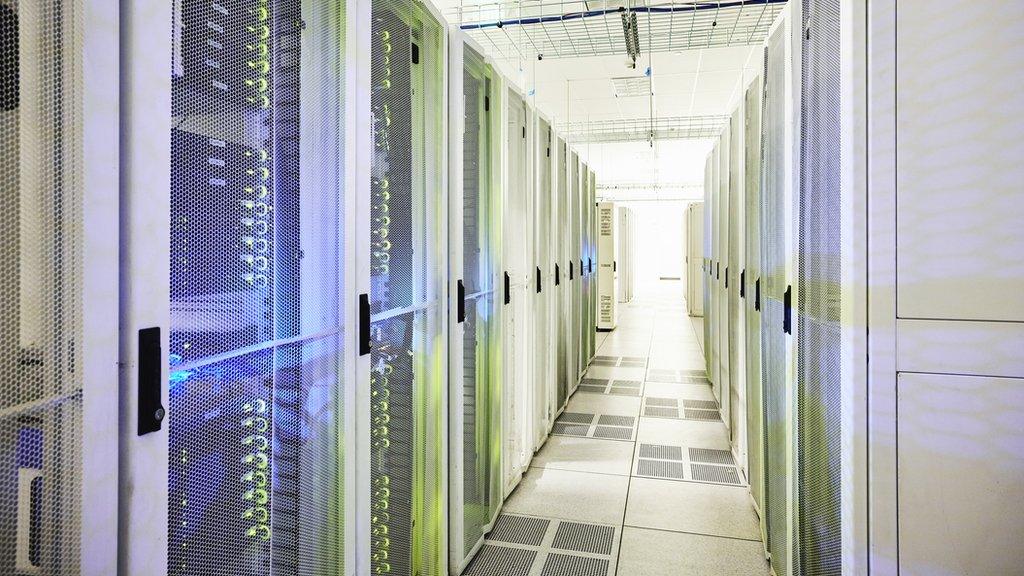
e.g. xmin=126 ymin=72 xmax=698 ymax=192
xmin=457 ymin=280 xmax=465 ymax=323
xmin=740 ymin=269 xmax=746 ymax=298
xmin=138 ymin=327 xmax=165 ymax=436
xmin=555 ymin=264 xmax=560 ymax=286
xmin=504 ymin=272 xmax=511 ymax=305
xmin=613 ymin=261 xmax=617 ymax=273
xmin=536 ymin=267 xmax=542 ymax=293
xmin=725 ymin=267 xmax=729 ymax=289
xmin=359 ymin=294 xmax=371 ymax=355
xmin=783 ymin=285 xmax=792 ymax=334
xmin=755 ymin=277 xmax=761 ymax=311
xmin=569 ymin=261 xmax=574 ymax=281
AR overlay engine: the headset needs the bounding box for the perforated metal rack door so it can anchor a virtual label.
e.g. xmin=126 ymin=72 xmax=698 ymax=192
xmin=717 ymin=125 xmax=732 ymax=435
xmin=569 ymin=151 xmax=580 ymax=384
xmin=797 ymin=0 xmax=842 ymax=573
xmin=744 ymin=74 xmax=765 ymax=520
xmin=709 ymin=143 xmax=720 ymax=391
xmin=459 ymin=43 xmax=500 ymax=561
xmin=703 ymin=156 xmax=713 ymax=375
xmin=555 ymin=138 xmax=568 ymax=410
xmin=167 ymin=0 xmax=348 ymax=573
xmin=369 ymin=0 xmax=445 ymax=573
xmin=535 ymin=118 xmax=552 ymax=426
xmin=762 ymin=20 xmax=790 ymax=576
xmin=579 ymin=164 xmax=589 ymax=366
xmin=729 ymin=106 xmax=745 ymax=440
xmin=0 ymin=3 xmax=89 ymax=573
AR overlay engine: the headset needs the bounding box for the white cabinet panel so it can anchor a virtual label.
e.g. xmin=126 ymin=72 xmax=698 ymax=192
xmin=895 ymin=0 xmax=1024 ymax=321
xmin=898 ymin=372 xmax=1024 ymax=575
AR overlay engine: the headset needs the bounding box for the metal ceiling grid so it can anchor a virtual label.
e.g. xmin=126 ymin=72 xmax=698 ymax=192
xmin=449 ymin=0 xmax=787 ymax=60
xmin=558 ymin=115 xmax=729 ymax=143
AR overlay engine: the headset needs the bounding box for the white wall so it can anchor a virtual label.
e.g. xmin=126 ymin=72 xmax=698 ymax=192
xmin=616 ymin=200 xmax=685 ymax=297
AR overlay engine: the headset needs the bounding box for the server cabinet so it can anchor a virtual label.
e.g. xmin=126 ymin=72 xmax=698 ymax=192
xmin=568 ymin=150 xmax=581 ymax=387
xmin=708 ymin=142 xmax=721 ymax=395
xmin=617 ymin=207 xmax=635 ymax=304
xmin=717 ymin=123 xmax=732 ymax=436
xmin=743 ymin=73 xmax=767 ymax=548
xmin=532 ymin=114 xmax=555 ymax=446
xmin=447 ymin=33 xmax=502 ymax=574
xmin=728 ymin=103 xmax=746 ymax=460
xmin=760 ymin=7 xmax=796 ymax=575
xmin=703 ymin=156 xmax=713 ymax=372
xmin=795 ymin=0 xmax=843 ymax=572
xmin=687 ymin=203 xmax=704 ymax=317
xmin=581 ymin=161 xmax=598 ymax=366
xmin=597 ymin=202 xmax=619 ymax=330
xmin=587 ymin=169 xmax=598 ymax=360
xmin=501 ymin=84 xmax=532 ymax=495
xmin=554 ymin=138 xmax=570 ymax=412
xmin=363 ymin=0 xmax=447 ymax=573
xmin=0 ymin=3 xmax=118 ymax=573
xmin=121 ymin=0 xmax=356 ymax=574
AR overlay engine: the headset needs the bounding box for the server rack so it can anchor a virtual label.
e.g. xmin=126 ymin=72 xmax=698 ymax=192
xmin=708 ymin=142 xmax=721 ymax=396
xmin=585 ymin=159 xmax=593 ymax=366
xmin=760 ymin=8 xmax=796 ymax=576
xmin=500 ymin=81 xmax=532 ymax=495
xmin=687 ymin=202 xmax=704 ymax=317
xmin=362 ymin=0 xmax=448 ymax=573
xmin=616 ymin=207 xmax=635 ymax=304
xmin=532 ymin=113 xmax=556 ymax=446
xmin=717 ymin=122 xmax=732 ymax=437
xmin=728 ymin=102 xmax=746 ymax=459
xmin=554 ymin=138 xmax=570 ymax=412
xmin=743 ymin=73 xmax=767 ymax=550
xmin=795 ymin=0 xmax=843 ymax=572
xmin=447 ymin=32 xmax=503 ymax=574
xmin=587 ymin=169 xmax=598 ymax=361
xmin=597 ymin=202 xmax=619 ymax=330
xmin=121 ymin=0 xmax=358 ymax=574
xmin=703 ymin=157 xmax=713 ymax=374
xmin=0 ymin=4 xmax=118 ymax=573
xmin=568 ymin=150 xmax=581 ymax=389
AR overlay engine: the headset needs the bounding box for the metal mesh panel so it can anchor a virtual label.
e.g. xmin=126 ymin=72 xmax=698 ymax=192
xmin=744 ymin=74 xmax=765 ymax=517
xmin=0 ymin=2 xmax=84 ymax=574
xmin=708 ymin=143 xmax=720 ymax=391
xmin=534 ymin=117 xmax=552 ymax=425
xmin=461 ymin=44 xmax=499 ymax=559
xmin=728 ymin=105 xmax=744 ymax=440
xmin=569 ymin=151 xmax=581 ymax=381
xmin=703 ymin=156 xmax=713 ymax=375
xmin=369 ymin=1 xmax=445 ymax=572
xmin=555 ymin=138 xmax=568 ymax=409
xmin=717 ymin=124 xmax=731 ymax=433
xmin=168 ymin=0 xmax=346 ymax=573
xmin=797 ymin=1 xmax=843 ymax=573
xmin=761 ymin=19 xmax=790 ymax=576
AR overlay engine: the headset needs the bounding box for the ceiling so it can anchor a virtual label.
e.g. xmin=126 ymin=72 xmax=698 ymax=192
xmin=437 ymin=1 xmax=778 ymax=194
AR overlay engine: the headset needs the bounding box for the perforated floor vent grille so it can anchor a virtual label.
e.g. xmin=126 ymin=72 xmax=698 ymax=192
xmin=637 ymin=459 xmax=687 ymax=480
xmin=689 ymin=448 xmax=735 ymax=466
xmin=682 ymin=399 xmax=719 ymax=410
xmin=683 ymin=408 xmax=721 ymax=421
xmin=465 ymin=544 xmax=537 ymax=576
xmin=645 ymin=397 xmax=679 ymax=408
xmin=489 ymin=514 xmax=551 ymax=546
xmin=594 ymin=426 xmax=633 ymax=440
xmin=691 ymin=464 xmax=742 ymax=485
xmin=639 ymin=444 xmax=684 ymax=461
xmin=541 ymin=553 xmax=611 ymax=576
xmin=553 ymin=423 xmax=590 ymax=436
xmin=597 ymin=415 xmax=635 ymax=427
xmin=559 ymin=412 xmax=596 ymax=424
xmin=644 ymin=406 xmax=680 ymax=418
xmin=551 ymin=521 xmax=615 ymax=555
